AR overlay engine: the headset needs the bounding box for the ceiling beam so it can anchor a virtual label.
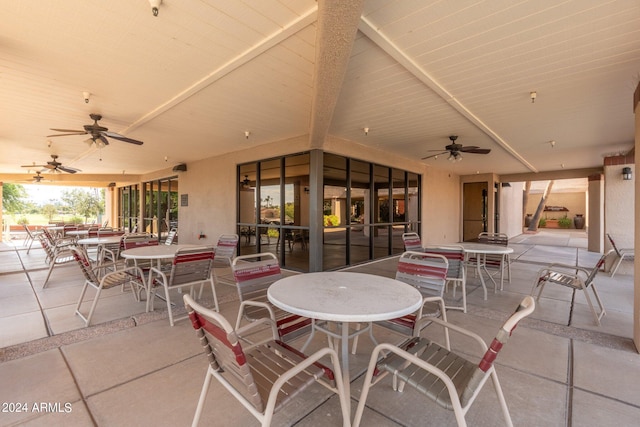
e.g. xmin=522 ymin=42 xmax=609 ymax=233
xmin=309 ymin=0 xmax=365 ymax=149
xmin=358 ymin=16 xmax=539 ymax=173
xmin=120 ymin=6 xmax=319 ymax=136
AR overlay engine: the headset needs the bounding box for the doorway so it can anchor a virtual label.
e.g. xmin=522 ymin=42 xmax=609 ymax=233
xmin=463 ymin=182 xmax=488 ymax=241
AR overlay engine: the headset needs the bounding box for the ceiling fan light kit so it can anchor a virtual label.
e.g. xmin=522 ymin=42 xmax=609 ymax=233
xmin=149 ymin=0 xmax=162 ymax=16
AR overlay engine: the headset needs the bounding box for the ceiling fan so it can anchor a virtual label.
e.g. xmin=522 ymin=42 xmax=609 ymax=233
xmin=421 ymin=135 xmax=491 ymax=162
xmin=47 ymin=113 xmax=144 ymax=146
xmin=18 ymin=171 xmax=48 ymax=183
xmin=21 ymin=154 xmax=81 ymax=174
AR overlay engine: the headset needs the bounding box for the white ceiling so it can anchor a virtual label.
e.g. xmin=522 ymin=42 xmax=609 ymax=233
xmin=1 ymin=0 xmax=639 ymax=185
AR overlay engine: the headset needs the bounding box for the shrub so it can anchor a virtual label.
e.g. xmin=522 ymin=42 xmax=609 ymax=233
xmin=558 ymin=216 xmax=572 ymax=228
xmin=538 ymin=218 xmax=547 ymax=227
xmin=17 ymin=216 xmax=29 ymax=225
xmin=323 ymin=215 xmax=340 ymax=226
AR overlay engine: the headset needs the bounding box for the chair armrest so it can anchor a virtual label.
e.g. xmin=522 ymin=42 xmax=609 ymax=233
xmin=536 ymin=264 xmax=589 ymax=279
xmin=235 ymin=317 xmax=280 ymax=344
xmin=414 ymin=315 xmax=488 ymax=353
xmin=235 ymin=300 xmax=277 ymax=330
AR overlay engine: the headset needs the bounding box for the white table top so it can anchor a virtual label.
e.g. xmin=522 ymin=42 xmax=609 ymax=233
xmin=120 ymin=244 xmax=198 ymax=260
xmin=66 ymin=230 xmax=90 ymax=237
xmin=268 ymin=272 xmax=423 ymax=323
xmin=77 ymin=236 xmax=122 ymax=246
xmin=455 ymin=242 xmax=514 ymax=255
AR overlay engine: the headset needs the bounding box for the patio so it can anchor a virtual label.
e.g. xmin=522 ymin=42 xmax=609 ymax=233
xmin=1 ymin=230 xmax=639 ymax=426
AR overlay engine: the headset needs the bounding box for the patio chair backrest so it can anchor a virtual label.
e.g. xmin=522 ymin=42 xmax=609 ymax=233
xmin=606 ymin=234 xmax=622 ymax=257
xmin=423 ymin=245 xmax=465 ymax=280
xmin=165 ymin=227 xmax=178 ymax=245
xmin=37 ymin=233 xmax=56 ymax=259
xmin=71 ymin=247 xmax=100 ymax=284
xmin=167 ymin=246 xmax=215 ymax=286
xmin=214 ymin=234 xmax=238 ymax=267
xmin=396 ymin=251 xmax=448 ymax=298
xmin=478 ymin=232 xmax=508 ymax=246
xmin=122 ymin=234 xmax=158 ymax=250
xmin=584 ymin=250 xmax=611 ymax=287
xmin=232 ymin=252 xmax=282 ymax=303
xmin=97 ymin=229 xmax=124 ymax=237
xmin=402 ymin=232 xmax=423 ymax=252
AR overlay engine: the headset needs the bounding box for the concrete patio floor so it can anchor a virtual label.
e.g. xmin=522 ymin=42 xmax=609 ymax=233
xmin=0 ymin=230 xmax=639 ymax=426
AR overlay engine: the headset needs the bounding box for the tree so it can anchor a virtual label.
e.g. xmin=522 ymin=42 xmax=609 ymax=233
xmin=41 ymin=204 xmax=57 ymax=221
xmin=61 ymin=188 xmax=104 ymax=223
xmin=2 ymin=183 xmax=27 ymax=214
xmin=527 ymin=180 xmax=554 ymax=232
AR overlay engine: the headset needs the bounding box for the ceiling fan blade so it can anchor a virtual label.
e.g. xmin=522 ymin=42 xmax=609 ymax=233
xmin=50 ymin=128 xmax=86 ymax=133
xmin=460 ymin=147 xmax=491 ymax=154
xmin=47 ymin=132 xmax=87 ymax=137
xmin=21 ymin=164 xmax=47 ymax=168
xmin=102 ymin=131 xmax=144 ymax=145
xmin=98 ymin=135 xmax=110 ymax=146
xmin=58 ymin=166 xmax=80 ymax=174
xmin=421 ymin=151 xmax=448 ymax=160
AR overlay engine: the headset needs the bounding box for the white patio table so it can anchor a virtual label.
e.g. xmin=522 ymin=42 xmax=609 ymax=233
xmin=456 ymin=242 xmax=514 ymax=300
xmin=120 ymin=244 xmax=199 ymax=310
xmin=268 ymin=271 xmax=422 ymax=414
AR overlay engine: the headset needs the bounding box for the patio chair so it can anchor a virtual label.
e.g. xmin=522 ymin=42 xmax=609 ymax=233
xmin=39 ymin=232 xmax=76 ymax=288
xmin=183 ymin=294 xmax=350 ymax=427
xmin=165 ymin=227 xmax=178 ymax=245
xmin=148 ymin=246 xmax=217 ymax=326
xmin=212 ymin=234 xmax=239 ymax=288
xmin=472 ymin=232 xmax=511 ymax=290
xmin=121 ymin=233 xmax=159 ymax=271
xmin=531 ymin=250 xmax=613 ymax=326
xmin=607 ymin=233 xmax=634 ymax=277
xmin=377 ymin=251 xmax=450 ymax=340
xmin=354 ymin=296 xmax=536 ymax=427
xmin=402 ymin=232 xmax=424 ymax=252
xmin=232 ymin=252 xmax=312 ymax=342
xmin=424 ymin=245 xmax=467 ymax=312
xmin=22 ymin=224 xmax=42 ymax=254
xmin=71 ymin=247 xmax=146 ymax=327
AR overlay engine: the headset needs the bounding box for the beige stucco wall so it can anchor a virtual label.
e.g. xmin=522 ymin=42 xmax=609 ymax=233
xmin=635 ymin=87 xmax=640 ymax=352
xmin=172 ymin=134 xmax=461 ymax=249
xmin=604 ymin=164 xmax=635 ymax=251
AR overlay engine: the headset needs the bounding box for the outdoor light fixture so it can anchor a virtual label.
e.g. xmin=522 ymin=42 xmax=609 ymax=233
xmin=622 ymin=167 xmax=632 ymax=180
xmin=149 ymin=0 xmax=161 ymax=16
xmin=530 ymin=91 xmax=537 ymax=103
xmin=364 ymin=127 xmax=369 ymax=136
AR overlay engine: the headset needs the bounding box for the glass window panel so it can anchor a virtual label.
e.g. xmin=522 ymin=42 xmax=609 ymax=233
xmin=372 ymin=225 xmax=390 ymax=258
xmin=392 ymin=168 xmax=406 ymax=223
xmin=323 ymin=227 xmax=347 ymax=270
xmin=407 ymin=172 xmax=420 ymax=232
xmin=374 ymin=165 xmax=390 ymax=224
xmin=282 ymin=154 xmax=310 ymax=272
xmin=323 ymin=153 xmax=347 ymax=268
xmin=350 ymin=225 xmax=370 ymax=264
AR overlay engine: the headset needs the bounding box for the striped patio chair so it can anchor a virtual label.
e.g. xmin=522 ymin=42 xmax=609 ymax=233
xmin=72 ymin=247 xmax=146 ymax=327
xmin=183 ymin=294 xmax=349 ymax=427
xmin=607 ymin=233 xmax=634 ymax=277
xmin=402 ymin=232 xmax=424 ymax=252
xmin=212 ymin=234 xmax=239 ymax=287
xmin=232 ymin=253 xmax=311 ymax=342
xmin=148 ymin=246 xmax=217 ymax=326
xmin=39 ymin=232 xmax=76 ymax=288
xmin=354 ymin=296 xmax=536 ymax=427
xmin=531 ymin=250 xmax=613 ymax=326
xmin=424 ymin=245 xmax=467 ymax=312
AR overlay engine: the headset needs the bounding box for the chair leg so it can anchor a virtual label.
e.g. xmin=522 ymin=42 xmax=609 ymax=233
xmin=164 ymin=285 xmax=175 ymax=326
xmin=610 ymin=256 xmax=624 ymax=277
xmin=580 ymin=284 xmax=604 ymax=326
xmin=490 ymin=369 xmax=514 ymax=427
xmin=42 ymin=262 xmax=56 ymax=288
xmin=191 ymin=366 xmax=214 ymax=427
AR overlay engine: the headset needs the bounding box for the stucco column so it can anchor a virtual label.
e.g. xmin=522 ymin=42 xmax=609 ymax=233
xmin=587 ymin=174 xmax=604 ymax=253
xmin=0 ymin=183 xmax=3 ymax=242
xmin=634 ymin=81 xmax=640 ymax=352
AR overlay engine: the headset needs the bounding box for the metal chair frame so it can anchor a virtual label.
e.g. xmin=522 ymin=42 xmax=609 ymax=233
xmin=606 ymin=233 xmax=634 ymax=277
xmin=148 ymin=246 xmax=217 ymax=326
xmin=183 ymin=294 xmax=350 ymax=427
xmin=354 ymin=296 xmax=536 ymax=427
xmin=401 ymin=232 xmax=424 ymax=252
xmin=531 ymin=250 xmax=613 ymax=326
